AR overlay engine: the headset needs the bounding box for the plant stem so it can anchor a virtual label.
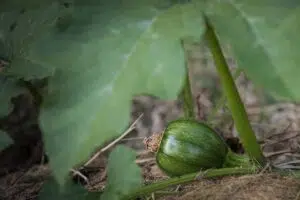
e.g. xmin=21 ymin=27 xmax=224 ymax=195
xmin=123 ymin=167 xmax=256 ymax=200
xmin=181 ymin=70 xmax=195 ymax=119
xmin=204 ymin=16 xmax=265 ymax=165
xmin=207 ymin=68 xmax=243 ymax=124
xmin=223 ymin=150 xmax=253 ymax=168
xmin=180 ymin=41 xmax=195 ymax=119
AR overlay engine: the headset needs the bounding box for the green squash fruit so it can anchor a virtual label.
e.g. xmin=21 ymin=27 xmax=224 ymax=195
xmin=155 ymin=119 xmax=228 ymax=176
xmin=144 ymin=119 xmax=253 ymax=177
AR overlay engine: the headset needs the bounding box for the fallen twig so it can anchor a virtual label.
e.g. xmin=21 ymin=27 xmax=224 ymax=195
xmin=264 ymin=149 xmax=293 ymax=157
xmin=262 ymin=132 xmax=300 ymax=147
xmin=70 ymin=168 xmax=89 ymax=184
xmin=135 ymin=158 xmax=155 ymax=165
xmin=83 ymin=114 xmax=144 ymax=167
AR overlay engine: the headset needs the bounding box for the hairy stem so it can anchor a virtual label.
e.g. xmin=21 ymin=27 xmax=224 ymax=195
xmin=223 ymin=150 xmax=254 ymax=168
xmin=123 ymin=167 xmax=256 ymax=200
xmin=181 ymin=70 xmax=195 ymax=119
xmin=180 ymin=40 xmax=195 ymax=119
xmin=204 ymin=16 xmax=265 ymax=165
xmin=207 ymin=68 xmax=243 ymax=123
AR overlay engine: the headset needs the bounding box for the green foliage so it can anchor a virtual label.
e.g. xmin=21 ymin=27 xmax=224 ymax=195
xmin=101 ymin=145 xmax=142 ymax=200
xmin=39 ymin=145 xmax=141 ymax=200
xmin=25 ymin=1 xmax=205 ymax=184
xmin=0 ymin=130 xmax=13 ymax=151
xmin=1 ymin=0 xmax=300 ymax=198
xmin=205 ymin=0 xmax=300 ymax=100
xmin=0 ymin=0 xmax=62 ymax=12
xmin=0 ymin=2 xmax=64 ymax=80
xmin=38 ymin=176 xmax=101 ymax=200
xmin=0 ymin=76 xmax=25 ymax=117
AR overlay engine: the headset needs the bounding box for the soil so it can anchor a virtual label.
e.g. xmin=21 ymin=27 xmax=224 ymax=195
xmin=176 ymin=174 xmax=300 ymax=200
xmin=1 ymin=43 xmax=300 ymax=200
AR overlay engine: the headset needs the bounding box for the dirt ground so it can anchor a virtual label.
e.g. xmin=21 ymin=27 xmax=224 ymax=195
xmin=1 ymin=43 xmax=300 ymax=200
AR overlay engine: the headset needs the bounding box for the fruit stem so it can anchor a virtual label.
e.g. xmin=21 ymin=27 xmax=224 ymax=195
xmin=204 ymin=16 xmax=265 ymax=165
xmin=223 ymin=150 xmax=255 ymax=168
xmin=123 ymin=167 xmax=256 ymax=200
xmin=180 ymin=40 xmax=195 ymax=119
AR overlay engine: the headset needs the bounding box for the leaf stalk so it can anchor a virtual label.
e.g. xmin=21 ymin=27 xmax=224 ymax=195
xmin=180 ymin=41 xmax=195 ymax=119
xmin=204 ymin=16 xmax=265 ymax=165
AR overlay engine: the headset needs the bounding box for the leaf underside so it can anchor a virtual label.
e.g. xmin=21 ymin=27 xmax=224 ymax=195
xmin=101 ymin=145 xmax=142 ymax=200
xmin=0 ymin=76 xmax=25 ymax=117
xmin=38 ymin=176 xmax=101 ymax=200
xmin=0 ymin=0 xmax=206 ymax=184
xmin=0 ymin=0 xmax=65 ymax=12
xmin=4 ymin=0 xmax=300 ymax=192
xmin=0 ymin=3 xmax=61 ymax=80
xmin=205 ymin=0 xmax=300 ymax=101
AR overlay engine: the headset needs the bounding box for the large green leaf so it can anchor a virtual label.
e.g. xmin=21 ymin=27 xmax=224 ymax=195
xmin=24 ymin=0 xmax=205 ymax=184
xmin=101 ymin=145 xmax=142 ymax=200
xmin=0 ymin=2 xmax=65 ymax=80
xmin=205 ymin=0 xmax=300 ymax=100
xmin=0 ymin=76 xmax=23 ymax=151
xmin=0 ymin=0 xmax=63 ymax=12
xmin=38 ymin=176 xmax=101 ymax=200
xmin=0 ymin=76 xmax=25 ymax=117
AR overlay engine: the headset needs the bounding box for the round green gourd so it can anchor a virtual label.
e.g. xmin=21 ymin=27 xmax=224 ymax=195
xmin=155 ymin=119 xmax=229 ymax=177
